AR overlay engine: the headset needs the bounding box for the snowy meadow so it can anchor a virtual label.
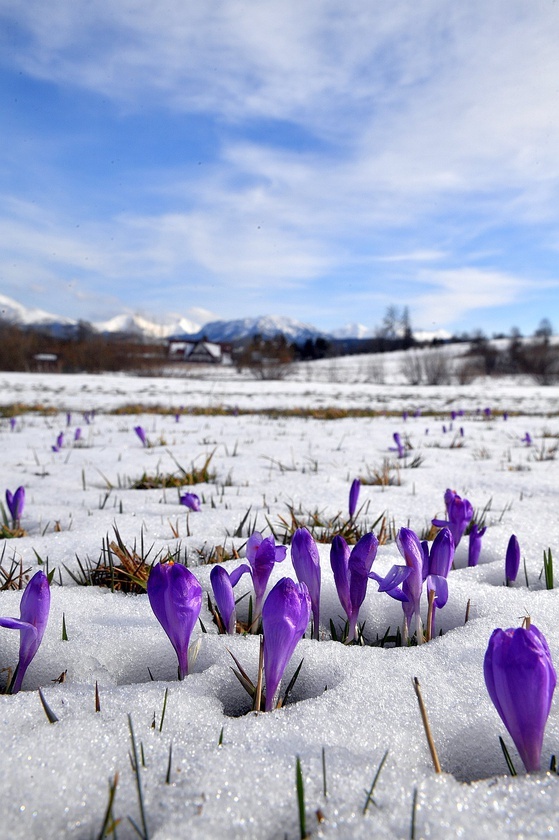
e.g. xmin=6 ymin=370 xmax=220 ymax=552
xmin=1 ymin=365 xmax=559 ymax=839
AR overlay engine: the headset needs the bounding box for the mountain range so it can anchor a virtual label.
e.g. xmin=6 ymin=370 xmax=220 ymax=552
xmin=0 ymin=294 xmax=450 ymax=344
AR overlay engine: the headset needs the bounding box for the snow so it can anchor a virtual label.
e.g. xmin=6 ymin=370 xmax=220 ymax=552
xmin=1 ymin=367 xmax=559 ymax=838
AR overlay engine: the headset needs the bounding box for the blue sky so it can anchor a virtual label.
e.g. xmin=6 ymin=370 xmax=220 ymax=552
xmin=2 ymin=0 xmax=559 ymax=335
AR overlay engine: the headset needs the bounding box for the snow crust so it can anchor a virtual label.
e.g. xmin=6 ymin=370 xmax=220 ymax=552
xmin=1 ymin=369 xmax=559 ymax=838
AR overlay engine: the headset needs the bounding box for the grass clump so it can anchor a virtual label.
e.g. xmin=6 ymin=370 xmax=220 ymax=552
xmin=130 ymin=450 xmax=216 ymax=489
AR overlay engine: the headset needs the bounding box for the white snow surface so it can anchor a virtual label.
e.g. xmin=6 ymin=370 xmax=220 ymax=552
xmin=1 ymin=369 xmax=559 ymax=838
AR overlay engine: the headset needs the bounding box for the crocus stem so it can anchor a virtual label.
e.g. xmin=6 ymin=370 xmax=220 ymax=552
xmin=416 ymin=612 xmax=424 ymax=645
xmin=253 ymin=636 xmax=264 ymax=712
xmin=426 ymin=590 xmax=436 ymax=642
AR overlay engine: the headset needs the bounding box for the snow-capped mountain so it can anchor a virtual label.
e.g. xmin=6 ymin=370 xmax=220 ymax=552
xmin=183 ymin=315 xmax=327 ymax=343
xmin=93 ymin=313 xmax=203 ymax=339
xmin=0 ymin=294 xmax=76 ymax=331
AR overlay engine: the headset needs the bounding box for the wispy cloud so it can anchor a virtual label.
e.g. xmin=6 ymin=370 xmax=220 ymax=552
xmin=411 ymin=268 xmax=543 ymax=330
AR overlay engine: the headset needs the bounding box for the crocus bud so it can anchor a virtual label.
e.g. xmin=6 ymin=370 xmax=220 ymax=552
xmin=210 ymin=565 xmax=236 ymax=634
xmin=505 ymin=535 xmax=520 ymax=584
xmin=468 ymin=523 xmax=486 ymax=567
xmin=396 ymin=527 xmax=424 ymax=643
xmin=484 ymin=624 xmax=556 ymax=772
xmin=432 ymin=491 xmax=473 ymax=548
xmin=147 ymin=562 xmax=202 ymax=679
xmin=179 ymin=493 xmax=201 ymax=512
xmin=291 ymin=529 xmax=320 ymax=640
xmin=134 ymin=426 xmax=147 ymax=447
xmin=0 ymin=571 xmax=51 ymax=693
xmin=262 ymin=577 xmax=310 ymax=711
xmin=245 ymin=532 xmax=286 ymax=622
xmin=348 ymin=479 xmax=360 ymax=519
xmin=330 ymin=532 xmax=378 ymax=642
xmin=390 ymin=432 xmax=405 ymax=458
xmin=5 ymin=486 xmax=25 ymax=526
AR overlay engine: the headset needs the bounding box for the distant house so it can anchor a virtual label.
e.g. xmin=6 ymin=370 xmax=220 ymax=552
xmin=32 ymin=353 xmax=61 ymax=372
xmin=168 ymin=339 xmax=224 ymax=364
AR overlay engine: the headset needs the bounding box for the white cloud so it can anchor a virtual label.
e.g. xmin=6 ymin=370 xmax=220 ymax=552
xmin=411 ymin=268 xmax=535 ymax=328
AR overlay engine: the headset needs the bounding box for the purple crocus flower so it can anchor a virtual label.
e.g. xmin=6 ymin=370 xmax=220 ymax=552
xmin=179 ymin=493 xmax=201 ymax=512
xmin=396 ymin=527 xmax=425 ymax=643
xmin=9 ymin=417 xmax=16 ymax=431
xmin=484 ymin=407 xmax=492 ymax=418
xmin=52 ymin=432 xmax=64 ymax=452
xmin=262 ymin=577 xmax=310 ymax=711
xmin=432 ymin=490 xmax=473 ymax=548
xmin=423 ymin=528 xmax=454 ymax=638
xmin=210 ymin=565 xmax=237 ymax=634
xmin=147 ymin=562 xmax=202 ymax=679
xmin=134 ymin=425 xmax=147 ymax=447
xmin=5 ymin=486 xmax=25 ymax=527
xmin=484 ymin=624 xmax=556 ymax=772
xmin=74 ymin=428 xmax=82 ymax=442
xmin=291 ymin=529 xmax=320 ymax=639
xmin=0 ymin=571 xmax=50 ymax=693
xmin=468 ymin=523 xmax=486 ymax=567
xmin=348 ymin=478 xmax=361 ymax=519
xmin=330 ymin=532 xmax=379 ymax=642
xmin=505 ymin=535 xmax=520 ymax=585
xmin=66 ymin=412 xmax=72 ymax=426
xmin=521 ymin=432 xmax=532 ymax=447
xmin=234 ymin=532 xmax=286 ymax=625
xmin=390 ymin=432 xmax=406 ymax=458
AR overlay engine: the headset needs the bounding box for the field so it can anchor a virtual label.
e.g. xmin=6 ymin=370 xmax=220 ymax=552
xmin=1 ymin=365 xmax=559 ymax=839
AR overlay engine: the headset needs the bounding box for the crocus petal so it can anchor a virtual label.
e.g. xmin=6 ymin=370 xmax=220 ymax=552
xmin=0 ymin=617 xmax=38 ymax=634
xmin=444 ymin=488 xmax=457 ymax=515
xmin=247 ymin=535 xmax=278 ymax=617
xmin=210 ymin=566 xmax=236 ymax=634
xmin=370 ymin=564 xmax=411 ymax=593
xmin=447 ymin=495 xmax=473 ymax=547
xmin=431 ymin=518 xmax=451 ymax=529
xmin=396 ymin=527 xmax=424 ymax=641
xmin=229 ymin=564 xmax=251 ymax=587
xmin=291 ymin=529 xmax=321 ymax=639
xmin=262 ymin=578 xmax=310 ymax=711
xmin=347 ymin=533 xmax=378 ymax=637
xmin=468 ymin=524 xmax=486 ymax=567
xmin=484 ymin=625 xmax=556 ymax=772
xmin=426 ymin=574 xmax=449 ymax=609
xmin=428 ymin=528 xmax=455 ymax=578
xmin=330 ymin=535 xmax=352 ymax=619
xmin=147 ymin=562 xmax=202 ymax=679
xmin=5 ymin=490 xmax=14 ymax=520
